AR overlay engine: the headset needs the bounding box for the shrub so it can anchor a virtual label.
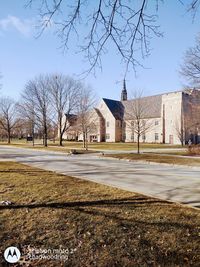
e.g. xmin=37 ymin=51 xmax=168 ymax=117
xmin=188 ymin=144 xmax=200 ymax=155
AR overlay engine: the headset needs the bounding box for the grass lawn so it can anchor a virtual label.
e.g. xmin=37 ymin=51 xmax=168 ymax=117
xmin=106 ymin=153 xmax=200 ymax=167
xmin=0 ymin=162 xmax=200 ymax=266
xmin=0 ymin=140 xmax=97 ymax=154
xmin=0 ymin=139 xmax=184 ymax=152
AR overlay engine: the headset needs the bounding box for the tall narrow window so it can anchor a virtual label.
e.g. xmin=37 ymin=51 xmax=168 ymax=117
xmin=155 ymin=133 xmax=159 ymax=141
xmin=106 ymin=133 xmax=110 ymax=139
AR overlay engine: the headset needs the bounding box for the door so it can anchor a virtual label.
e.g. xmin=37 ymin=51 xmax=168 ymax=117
xmin=169 ymin=135 xmax=173 ymax=144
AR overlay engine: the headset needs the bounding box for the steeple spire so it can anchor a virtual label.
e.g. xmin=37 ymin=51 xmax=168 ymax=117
xmin=123 ymin=78 xmax=126 ymax=91
xmin=121 ymin=79 xmax=127 ymax=101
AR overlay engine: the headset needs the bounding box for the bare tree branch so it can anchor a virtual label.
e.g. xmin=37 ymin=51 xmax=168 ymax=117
xmin=0 ymin=97 xmax=19 ymax=143
xmin=22 ymin=75 xmax=52 ymax=147
xmin=125 ymin=90 xmax=154 ymax=153
xmin=27 ymin=0 xmax=163 ymax=76
xmin=76 ymin=85 xmax=97 ymax=149
xmin=180 ymin=34 xmax=200 ymax=87
xmin=48 ymin=73 xmax=81 ymax=146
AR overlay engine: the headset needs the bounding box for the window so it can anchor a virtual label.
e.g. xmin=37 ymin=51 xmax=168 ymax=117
xmin=142 ymin=134 xmax=146 ymax=140
xmin=106 ymin=121 xmax=109 ymax=127
xmin=131 ymin=121 xmax=134 ymax=127
xmin=155 ymin=120 xmax=159 ymax=126
xmin=155 ymin=133 xmax=159 ymax=141
xmin=131 ymin=134 xmax=134 ymax=141
xmin=106 ymin=133 xmax=110 ymax=140
xmin=142 ymin=120 xmax=145 ymax=126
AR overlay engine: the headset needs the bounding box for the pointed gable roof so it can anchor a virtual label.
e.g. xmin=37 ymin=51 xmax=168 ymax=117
xmin=122 ymin=94 xmax=162 ymax=119
xmin=102 ymin=98 xmax=124 ymax=120
xmin=102 ymin=94 xmax=162 ymax=120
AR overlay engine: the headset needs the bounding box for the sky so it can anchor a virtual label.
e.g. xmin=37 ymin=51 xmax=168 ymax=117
xmin=0 ymin=1 xmax=200 ymax=101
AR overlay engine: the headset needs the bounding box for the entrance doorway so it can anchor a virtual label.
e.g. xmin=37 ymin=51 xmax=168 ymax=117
xmin=169 ymin=135 xmax=173 ymax=144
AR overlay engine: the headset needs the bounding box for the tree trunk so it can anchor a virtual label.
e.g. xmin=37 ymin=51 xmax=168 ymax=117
xmin=32 ymin=124 xmax=35 ymax=147
xmin=7 ymin=122 xmax=11 ymax=144
xmin=8 ymin=132 xmax=11 ymax=144
xmin=59 ymin=119 xmax=63 ymax=146
xmin=59 ymin=133 xmax=63 ymax=146
xmin=83 ymin=131 xmax=86 ymax=148
xmin=59 ymin=138 xmax=62 ymax=146
xmin=44 ymin=126 xmax=48 ymax=147
xmin=137 ymin=134 xmax=140 ymax=154
xmin=85 ymin=132 xmax=88 ymax=151
xmin=181 ymin=139 xmax=184 ymax=146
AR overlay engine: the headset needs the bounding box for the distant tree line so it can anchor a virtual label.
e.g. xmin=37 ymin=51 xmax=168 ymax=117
xmin=0 ymin=73 xmax=96 ymax=147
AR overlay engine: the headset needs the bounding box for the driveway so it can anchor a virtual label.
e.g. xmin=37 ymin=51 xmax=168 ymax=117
xmin=0 ymin=145 xmax=200 ymax=208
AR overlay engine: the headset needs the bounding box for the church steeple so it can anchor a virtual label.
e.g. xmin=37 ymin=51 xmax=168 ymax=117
xmin=121 ymin=79 xmax=127 ymax=101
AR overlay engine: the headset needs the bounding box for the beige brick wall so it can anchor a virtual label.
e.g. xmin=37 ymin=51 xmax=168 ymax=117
xmin=124 ymin=118 xmax=162 ymax=143
xmin=97 ymin=100 xmax=116 ymax=142
xmin=162 ymin=92 xmax=182 ymax=144
xmin=62 ymin=90 xmax=200 ymax=144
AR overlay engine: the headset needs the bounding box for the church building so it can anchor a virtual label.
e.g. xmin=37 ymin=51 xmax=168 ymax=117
xmin=64 ymin=82 xmax=200 ymax=145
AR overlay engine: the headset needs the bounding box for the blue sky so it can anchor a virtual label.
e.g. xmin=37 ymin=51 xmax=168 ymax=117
xmin=0 ymin=1 xmax=200 ymax=101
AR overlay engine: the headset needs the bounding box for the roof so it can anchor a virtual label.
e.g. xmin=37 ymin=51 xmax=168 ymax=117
xmin=94 ymin=108 xmax=105 ymax=120
xmin=65 ymin=114 xmax=77 ymax=125
xmin=103 ymin=95 xmax=162 ymax=120
xmin=122 ymin=94 xmax=162 ymax=119
xmin=102 ymin=98 xmax=124 ymax=120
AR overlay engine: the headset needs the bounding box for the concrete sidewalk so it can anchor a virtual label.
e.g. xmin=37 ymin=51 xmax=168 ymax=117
xmin=0 ymin=145 xmax=200 ymax=208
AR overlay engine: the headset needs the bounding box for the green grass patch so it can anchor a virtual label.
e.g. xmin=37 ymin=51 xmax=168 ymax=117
xmin=0 ymin=162 xmax=200 ymax=266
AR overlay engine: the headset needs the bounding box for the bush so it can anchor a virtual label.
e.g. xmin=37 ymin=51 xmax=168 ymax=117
xmin=188 ymin=144 xmax=200 ymax=155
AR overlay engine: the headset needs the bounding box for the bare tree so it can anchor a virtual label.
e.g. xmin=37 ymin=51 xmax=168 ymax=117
xmin=180 ymin=34 xmax=200 ymax=86
xmin=0 ymin=72 xmax=2 ymax=90
xmin=0 ymin=97 xmax=19 ymax=144
xmin=17 ymin=94 xmax=36 ymax=146
xmin=24 ymin=75 xmax=51 ymax=147
xmin=76 ymin=86 xmax=97 ymax=150
xmin=183 ymin=89 xmax=200 ymax=144
xmin=125 ymin=90 xmax=154 ymax=153
xmin=49 ymin=74 xmax=80 ymax=146
xmin=27 ymin=0 xmax=164 ymax=75
xmin=175 ymin=119 xmax=185 ymax=146
xmin=187 ymin=0 xmax=200 ymax=18
xmin=26 ymin=1 xmax=200 ymax=75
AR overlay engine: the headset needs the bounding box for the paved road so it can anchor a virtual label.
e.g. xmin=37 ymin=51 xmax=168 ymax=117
xmin=0 ymin=146 xmax=200 ymax=208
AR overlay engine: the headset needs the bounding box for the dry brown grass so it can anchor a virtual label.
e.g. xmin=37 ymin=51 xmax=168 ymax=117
xmin=0 ymin=139 xmax=183 ymax=151
xmin=0 ymin=162 xmax=200 ymax=266
xmin=188 ymin=145 xmax=200 ymax=156
xmin=106 ymin=153 xmax=200 ymax=167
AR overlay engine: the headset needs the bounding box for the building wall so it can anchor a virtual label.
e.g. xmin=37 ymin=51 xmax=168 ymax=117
xmin=97 ymin=100 xmax=116 ymax=142
xmin=61 ymin=90 xmax=200 ymax=145
xmin=115 ymin=120 xmax=122 ymax=142
xmin=124 ymin=118 xmax=162 ymax=143
xmin=87 ymin=109 xmax=101 ymax=142
xmin=162 ymin=91 xmax=182 ymax=145
xmin=182 ymin=89 xmax=200 ymax=144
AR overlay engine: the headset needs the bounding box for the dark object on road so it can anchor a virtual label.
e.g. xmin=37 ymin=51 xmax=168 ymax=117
xmin=70 ymin=149 xmax=78 ymax=155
